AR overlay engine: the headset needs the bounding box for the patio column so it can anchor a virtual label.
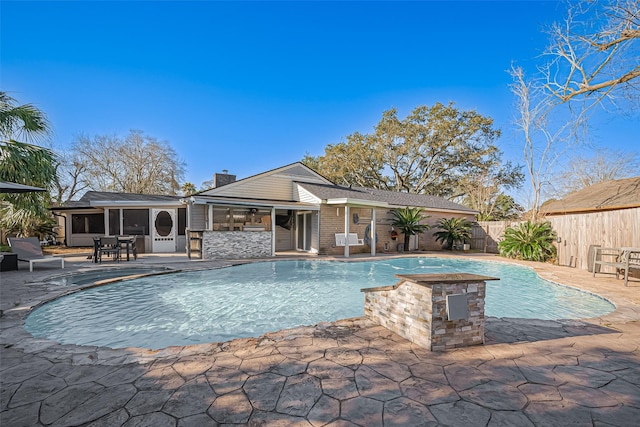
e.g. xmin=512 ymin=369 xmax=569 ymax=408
xmin=104 ymin=209 xmax=109 ymax=235
xmin=271 ymin=207 xmax=276 ymax=256
xmin=208 ymin=204 xmax=213 ymax=230
xmin=344 ymin=205 xmax=350 ymax=258
xmin=370 ymin=208 xmax=376 ymax=256
xmin=186 ymin=202 xmax=192 ymax=230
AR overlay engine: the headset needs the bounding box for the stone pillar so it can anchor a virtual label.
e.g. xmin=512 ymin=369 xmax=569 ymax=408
xmin=362 ymin=273 xmax=498 ymax=351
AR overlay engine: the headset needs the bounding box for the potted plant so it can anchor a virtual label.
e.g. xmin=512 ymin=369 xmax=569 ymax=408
xmin=432 ymin=217 xmax=474 ymax=250
xmin=390 ymin=207 xmax=431 ymax=252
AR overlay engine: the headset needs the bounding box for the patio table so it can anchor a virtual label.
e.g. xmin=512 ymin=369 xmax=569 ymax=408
xmin=118 ymin=236 xmax=137 ymax=261
xmin=92 ymin=236 xmax=137 ymax=263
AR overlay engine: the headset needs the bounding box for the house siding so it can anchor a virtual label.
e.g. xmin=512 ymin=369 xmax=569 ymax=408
xmin=294 ymin=185 xmax=322 ymax=204
xmin=211 ymin=175 xmax=297 ymax=200
xmin=201 ymin=164 xmax=330 ymax=201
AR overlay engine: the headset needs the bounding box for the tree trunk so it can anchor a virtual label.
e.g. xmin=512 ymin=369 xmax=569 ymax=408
xmin=404 ymin=234 xmax=411 ymax=251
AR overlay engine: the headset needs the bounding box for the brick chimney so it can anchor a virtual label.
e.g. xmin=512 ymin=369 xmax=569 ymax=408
xmin=213 ymin=170 xmax=236 ymax=188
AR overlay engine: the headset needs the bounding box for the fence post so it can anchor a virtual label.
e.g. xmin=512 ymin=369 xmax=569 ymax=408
xmin=483 ymin=224 xmax=489 ymax=253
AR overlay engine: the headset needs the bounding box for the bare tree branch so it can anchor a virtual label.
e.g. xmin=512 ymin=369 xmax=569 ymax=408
xmin=542 ymin=0 xmax=640 ymax=105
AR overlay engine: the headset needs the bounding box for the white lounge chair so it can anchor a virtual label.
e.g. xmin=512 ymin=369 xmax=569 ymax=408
xmin=7 ymin=237 xmax=65 ymax=272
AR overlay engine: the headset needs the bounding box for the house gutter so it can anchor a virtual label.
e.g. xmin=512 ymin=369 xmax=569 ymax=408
xmin=89 ymin=201 xmax=182 ymax=207
xmin=325 ymin=198 xmax=389 ymax=208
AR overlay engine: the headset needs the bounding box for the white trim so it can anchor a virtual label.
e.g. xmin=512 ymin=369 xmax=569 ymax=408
xmin=89 ymin=201 xmax=182 ymax=207
xmin=326 ymin=198 xmax=389 ymax=208
xmin=189 ymin=196 xmax=319 ymax=211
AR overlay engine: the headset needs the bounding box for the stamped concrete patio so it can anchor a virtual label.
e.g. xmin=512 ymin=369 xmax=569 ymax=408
xmin=1 ymin=252 xmax=639 ymax=426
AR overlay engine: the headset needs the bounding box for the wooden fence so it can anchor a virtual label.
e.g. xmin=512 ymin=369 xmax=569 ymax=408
xmin=471 ymin=221 xmax=519 ymax=253
xmin=471 ymin=207 xmax=640 ymax=271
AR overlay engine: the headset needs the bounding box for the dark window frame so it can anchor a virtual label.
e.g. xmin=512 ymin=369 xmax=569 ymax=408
xmin=71 ymin=213 xmax=105 ymax=234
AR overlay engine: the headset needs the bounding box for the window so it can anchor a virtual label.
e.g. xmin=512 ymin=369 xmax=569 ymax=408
xmin=71 ymin=213 xmax=105 ymax=234
xmin=211 ymin=205 xmax=271 ymax=231
xmin=123 ymin=209 xmax=149 ymax=236
xmin=178 ymin=208 xmax=186 ymax=235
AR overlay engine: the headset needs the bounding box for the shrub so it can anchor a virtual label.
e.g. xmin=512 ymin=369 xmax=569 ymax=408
xmin=498 ymin=221 xmax=557 ymax=262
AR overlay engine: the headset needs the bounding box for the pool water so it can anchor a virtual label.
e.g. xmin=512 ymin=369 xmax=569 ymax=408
xmin=25 ymin=257 xmax=614 ymax=349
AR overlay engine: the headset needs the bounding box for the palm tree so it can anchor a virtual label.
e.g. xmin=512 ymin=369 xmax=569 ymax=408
xmin=390 ymin=207 xmax=431 ymax=251
xmin=433 ymin=217 xmax=474 ymax=250
xmin=0 ymin=91 xmax=57 ymax=236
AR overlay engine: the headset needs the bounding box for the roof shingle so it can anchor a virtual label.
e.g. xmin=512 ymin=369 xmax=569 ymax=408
xmin=297 ymin=182 xmax=477 ymax=213
xmin=541 ymin=177 xmax=640 ymax=214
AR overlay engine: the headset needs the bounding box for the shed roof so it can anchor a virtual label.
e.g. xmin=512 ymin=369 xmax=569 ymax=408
xmin=52 ymin=191 xmax=182 ymax=210
xmin=540 ymin=177 xmax=640 ymax=215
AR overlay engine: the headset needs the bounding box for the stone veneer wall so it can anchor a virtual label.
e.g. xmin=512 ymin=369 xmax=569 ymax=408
xmin=202 ymin=231 xmax=271 ymax=259
xmin=362 ymin=275 xmax=487 ymax=351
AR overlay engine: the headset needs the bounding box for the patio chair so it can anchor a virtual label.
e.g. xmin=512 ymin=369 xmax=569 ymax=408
xmin=116 ymin=235 xmax=138 ymax=261
xmin=96 ymin=236 xmax=121 ymax=263
xmin=7 ymin=237 xmax=65 ymax=272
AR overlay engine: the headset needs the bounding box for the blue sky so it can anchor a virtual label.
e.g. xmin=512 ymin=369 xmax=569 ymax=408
xmin=2 ymin=1 xmax=638 ymax=203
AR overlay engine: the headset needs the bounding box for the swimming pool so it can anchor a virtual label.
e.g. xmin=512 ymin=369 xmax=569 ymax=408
xmin=25 ymin=257 xmax=614 ymax=349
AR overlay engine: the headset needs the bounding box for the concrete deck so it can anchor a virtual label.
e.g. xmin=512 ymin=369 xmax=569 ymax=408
xmin=1 ymin=252 xmax=639 ymax=426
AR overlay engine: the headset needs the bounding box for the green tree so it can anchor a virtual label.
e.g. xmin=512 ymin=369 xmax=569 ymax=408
xmin=304 ymin=103 xmax=513 ymax=199
xmin=457 ymin=165 xmax=524 ymax=220
xmin=0 ymin=92 xmax=57 ymax=236
xmin=432 ymin=217 xmax=474 ymax=250
xmin=498 ymin=221 xmax=557 ymax=262
xmin=491 ymin=194 xmax=524 ymax=220
xmin=390 ymin=207 xmax=431 ymax=251
xmin=303 ymin=132 xmax=387 ymax=188
xmin=181 ymin=182 xmax=197 ymax=196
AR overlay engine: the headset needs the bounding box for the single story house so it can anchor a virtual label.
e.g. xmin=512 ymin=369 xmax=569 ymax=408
xmin=53 ymin=162 xmax=478 ymax=258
